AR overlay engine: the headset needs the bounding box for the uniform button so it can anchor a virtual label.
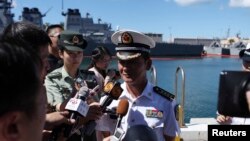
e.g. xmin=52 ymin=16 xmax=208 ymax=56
xmin=133 ymin=102 xmax=136 ymax=105
xmin=131 ymin=119 xmax=135 ymax=122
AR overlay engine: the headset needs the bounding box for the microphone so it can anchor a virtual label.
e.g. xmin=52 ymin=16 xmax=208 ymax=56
xmin=115 ymin=99 xmax=129 ymax=129
xmin=63 ymin=86 xmax=90 ymax=138
xmin=111 ymin=99 xmax=129 ymax=141
xmin=65 ymin=86 xmax=90 ymax=117
xmin=101 ymin=81 xmax=123 ymax=111
xmin=83 ymin=81 xmax=123 ymax=136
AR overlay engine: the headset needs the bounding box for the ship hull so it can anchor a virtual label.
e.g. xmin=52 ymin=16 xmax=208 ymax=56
xmin=204 ymin=46 xmax=243 ymax=57
xmin=84 ymin=41 xmax=204 ymax=57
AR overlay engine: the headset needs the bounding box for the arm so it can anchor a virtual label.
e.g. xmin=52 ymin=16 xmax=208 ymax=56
xmin=44 ymin=111 xmax=75 ymax=130
xmin=44 ymin=76 xmax=64 ymax=107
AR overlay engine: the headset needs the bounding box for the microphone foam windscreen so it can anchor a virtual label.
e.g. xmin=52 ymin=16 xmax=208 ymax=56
xmin=116 ymin=99 xmax=129 ymax=116
xmin=78 ymin=86 xmax=89 ymax=97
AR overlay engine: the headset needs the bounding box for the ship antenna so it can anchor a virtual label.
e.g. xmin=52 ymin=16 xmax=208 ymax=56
xmin=42 ymin=6 xmax=52 ymax=17
xmin=61 ymin=0 xmax=66 ymax=16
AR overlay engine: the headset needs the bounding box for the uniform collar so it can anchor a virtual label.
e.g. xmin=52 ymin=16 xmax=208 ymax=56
xmin=61 ymin=67 xmax=75 ymax=83
xmin=120 ymin=81 xmax=153 ymax=101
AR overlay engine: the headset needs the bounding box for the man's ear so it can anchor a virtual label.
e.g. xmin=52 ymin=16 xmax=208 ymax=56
xmin=146 ymin=59 xmax=152 ymax=70
xmin=1 ymin=112 xmax=22 ymax=140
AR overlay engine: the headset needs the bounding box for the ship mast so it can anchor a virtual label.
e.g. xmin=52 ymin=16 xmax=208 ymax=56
xmin=0 ymin=0 xmax=14 ymax=32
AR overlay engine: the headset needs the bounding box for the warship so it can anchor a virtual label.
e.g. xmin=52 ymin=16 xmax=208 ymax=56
xmin=61 ymin=8 xmax=203 ymax=57
xmin=0 ymin=0 xmax=203 ymax=57
xmin=0 ymin=0 xmax=14 ymax=32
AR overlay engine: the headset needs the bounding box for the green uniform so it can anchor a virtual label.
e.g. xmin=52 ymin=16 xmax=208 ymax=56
xmin=45 ymin=67 xmax=76 ymax=106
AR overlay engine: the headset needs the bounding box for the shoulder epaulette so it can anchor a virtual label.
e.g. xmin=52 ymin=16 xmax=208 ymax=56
xmin=153 ymin=86 xmax=175 ymax=101
xmin=47 ymin=72 xmax=62 ymax=79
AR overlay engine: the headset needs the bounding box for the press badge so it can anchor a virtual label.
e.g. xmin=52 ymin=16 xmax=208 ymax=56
xmin=146 ymin=109 xmax=163 ymax=118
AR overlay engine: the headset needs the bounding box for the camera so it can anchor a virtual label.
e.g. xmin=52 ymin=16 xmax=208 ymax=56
xmin=77 ymin=70 xmax=98 ymax=89
xmin=217 ymin=70 xmax=250 ymax=117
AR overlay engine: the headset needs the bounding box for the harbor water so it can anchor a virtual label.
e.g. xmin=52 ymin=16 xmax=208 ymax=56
xmin=81 ymin=57 xmax=241 ymax=123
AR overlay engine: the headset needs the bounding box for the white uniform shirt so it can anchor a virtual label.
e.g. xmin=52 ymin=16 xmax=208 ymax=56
xmin=98 ymin=81 xmax=180 ymax=141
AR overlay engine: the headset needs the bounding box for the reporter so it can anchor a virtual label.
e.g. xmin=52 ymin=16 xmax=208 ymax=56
xmin=1 ymin=22 xmax=76 ymax=140
xmin=87 ymin=46 xmax=116 ymax=101
xmin=216 ymin=47 xmax=250 ymax=124
xmin=0 ymin=42 xmax=44 ymax=141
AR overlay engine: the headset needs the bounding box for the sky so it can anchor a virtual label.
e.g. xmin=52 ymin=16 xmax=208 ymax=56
xmin=11 ymin=0 xmax=250 ymax=41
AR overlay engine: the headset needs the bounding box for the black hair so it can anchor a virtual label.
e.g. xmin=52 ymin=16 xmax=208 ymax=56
xmin=0 ymin=42 xmax=40 ymax=118
xmin=46 ymin=24 xmax=64 ymax=34
xmin=87 ymin=46 xmax=112 ymax=69
xmin=1 ymin=21 xmax=52 ymax=67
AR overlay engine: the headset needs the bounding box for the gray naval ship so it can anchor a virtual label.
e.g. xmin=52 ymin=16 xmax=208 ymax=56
xmin=61 ymin=8 xmax=203 ymax=57
xmin=0 ymin=1 xmax=203 ymax=57
xmin=0 ymin=0 xmax=14 ymax=33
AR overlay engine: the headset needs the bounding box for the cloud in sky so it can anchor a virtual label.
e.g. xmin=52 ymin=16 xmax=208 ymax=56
xmin=229 ymin=0 xmax=250 ymax=7
xmin=173 ymin=0 xmax=212 ymax=6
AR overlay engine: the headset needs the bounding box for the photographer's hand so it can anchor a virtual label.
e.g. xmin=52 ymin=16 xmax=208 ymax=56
xmin=216 ymin=114 xmax=232 ymax=124
xmin=44 ymin=111 xmax=76 ymax=130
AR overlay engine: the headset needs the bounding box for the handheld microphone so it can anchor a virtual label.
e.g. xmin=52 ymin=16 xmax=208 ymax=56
xmin=111 ymin=99 xmax=129 ymax=141
xmin=65 ymin=86 xmax=90 ymax=117
xmin=115 ymin=99 xmax=129 ymax=129
xmin=83 ymin=81 xmax=123 ymax=136
xmin=64 ymin=86 xmax=90 ymax=138
xmin=101 ymin=81 xmax=123 ymax=111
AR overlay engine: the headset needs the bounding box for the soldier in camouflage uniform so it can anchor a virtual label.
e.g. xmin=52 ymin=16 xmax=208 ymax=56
xmin=45 ymin=30 xmax=102 ymax=141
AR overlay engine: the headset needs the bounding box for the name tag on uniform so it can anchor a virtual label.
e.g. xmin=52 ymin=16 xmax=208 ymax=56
xmin=146 ymin=109 xmax=163 ymax=118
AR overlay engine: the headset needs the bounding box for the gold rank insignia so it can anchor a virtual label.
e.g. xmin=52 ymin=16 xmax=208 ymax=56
xmin=146 ymin=109 xmax=163 ymax=118
xmin=121 ymin=32 xmax=133 ymax=44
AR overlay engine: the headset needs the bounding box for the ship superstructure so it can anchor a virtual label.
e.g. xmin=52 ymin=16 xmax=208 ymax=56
xmin=63 ymin=8 xmax=114 ymax=43
xmin=21 ymin=7 xmax=45 ymax=29
xmin=0 ymin=0 xmax=14 ymax=32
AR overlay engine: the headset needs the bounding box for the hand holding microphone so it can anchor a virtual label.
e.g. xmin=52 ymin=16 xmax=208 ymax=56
xmin=115 ymin=99 xmax=129 ymax=129
xmin=101 ymin=81 xmax=123 ymax=111
xmin=111 ymin=99 xmax=129 ymax=141
xmin=83 ymin=81 xmax=123 ymax=136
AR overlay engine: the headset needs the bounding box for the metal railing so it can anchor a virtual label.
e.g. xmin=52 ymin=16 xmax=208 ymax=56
xmin=175 ymin=66 xmax=186 ymax=128
xmin=150 ymin=65 xmax=157 ymax=85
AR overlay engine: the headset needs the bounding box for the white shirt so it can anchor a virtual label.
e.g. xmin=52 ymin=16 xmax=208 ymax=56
xmin=97 ymin=81 xmax=180 ymax=141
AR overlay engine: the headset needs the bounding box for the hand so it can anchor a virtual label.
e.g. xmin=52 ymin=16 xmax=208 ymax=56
xmin=44 ymin=111 xmax=76 ymax=130
xmin=86 ymin=102 xmax=103 ymax=120
xmin=216 ymin=114 xmax=232 ymax=124
xmin=102 ymin=136 xmax=111 ymax=141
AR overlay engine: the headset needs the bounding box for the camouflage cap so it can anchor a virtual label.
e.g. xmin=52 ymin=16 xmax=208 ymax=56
xmin=58 ymin=30 xmax=87 ymax=51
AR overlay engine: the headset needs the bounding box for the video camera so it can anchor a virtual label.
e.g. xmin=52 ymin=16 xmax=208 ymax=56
xmin=217 ymin=70 xmax=250 ymax=117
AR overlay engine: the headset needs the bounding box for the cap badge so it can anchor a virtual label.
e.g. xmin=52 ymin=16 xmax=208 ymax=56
xmin=72 ymin=36 xmax=79 ymax=44
xmin=121 ymin=32 xmax=133 ymax=44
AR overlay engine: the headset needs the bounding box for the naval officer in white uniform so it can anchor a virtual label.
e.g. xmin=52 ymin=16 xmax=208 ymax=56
xmin=98 ymin=29 xmax=180 ymax=141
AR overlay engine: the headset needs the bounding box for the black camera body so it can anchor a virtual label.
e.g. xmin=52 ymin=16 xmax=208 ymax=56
xmin=217 ymin=70 xmax=250 ymax=117
xmin=77 ymin=70 xmax=98 ymax=89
